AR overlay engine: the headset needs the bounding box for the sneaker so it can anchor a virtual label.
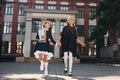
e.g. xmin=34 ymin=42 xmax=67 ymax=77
xmin=44 ymin=69 xmax=48 ymax=76
xmin=40 ymin=62 xmax=44 ymax=71
xmin=68 ymin=72 xmax=72 ymax=76
xmin=64 ymin=67 xmax=67 ymax=73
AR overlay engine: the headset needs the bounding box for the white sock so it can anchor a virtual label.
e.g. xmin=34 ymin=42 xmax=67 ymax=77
xmin=44 ymin=62 xmax=48 ymax=75
xmin=40 ymin=60 xmax=44 ymax=71
xmin=64 ymin=52 xmax=68 ymax=68
xmin=69 ymin=51 xmax=73 ymax=72
xmin=41 ymin=60 xmax=43 ymax=64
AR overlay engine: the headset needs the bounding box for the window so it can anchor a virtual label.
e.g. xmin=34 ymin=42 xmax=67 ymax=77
xmin=4 ymin=22 xmax=12 ymax=34
xmin=89 ymin=25 xmax=96 ymax=36
xmin=18 ymin=4 xmax=26 ymax=16
xmin=32 ymin=19 xmax=42 ymax=33
xmin=76 ymin=7 xmax=84 ymax=18
xmin=77 ymin=25 xmax=84 ymax=37
xmin=35 ymin=4 xmax=44 ymax=10
xmin=16 ymin=42 xmax=23 ymax=53
xmin=60 ymin=6 xmax=68 ymax=10
xmin=89 ymin=7 xmax=96 ymax=19
xmin=5 ymin=3 xmax=14 ymax=15
xmin=2 ymin=41 xmax=11 ymax=53
xmin=17 ymin=22 xmax=25 ymax=34
xmin=50 ymin=19 xmax=56 ymax=34
xmin=60 ymin=20 xmax=66 ymax=32
xmin=48 ymin=5 xmax=56 ymax=10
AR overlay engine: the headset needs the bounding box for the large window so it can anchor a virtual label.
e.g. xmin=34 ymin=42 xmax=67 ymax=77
xmin=77 ymin=25 xmax=84 ymax=37
xmin=89 ymin=25 xmax=96 ymax=36
xmin=89 ymin=7 xmax=96 ymax=19
xmin=32 ymin=19 xmax=42 ymax=33
xmin=2 ymin=41 xmax=11 ymax=54
xmin=17 ymin=22 xmax=25 ymax=34
xmin=18 ymin=4 xmax=26 ymax=16
xmin=3 ymin=22 xmax=12 ymax=34
xmin=16 ymin=42 xmax=23 ymax=53
xmin=60 ymin=6 xmax=68 ymax=10
xmin=76 ymin=7 xmax=84 ymax=18
xmin=50 ymin=19 xmax=56 ymax=34
xmin=5 ymin=3 xmax=14 ymax=15
xmin=48 ymin=5 xmax=56 ymax=10
xmin=60 ymin=20 xmax=66 ymax=32
xmin=35 ymin=4 xmax=44 ymax=10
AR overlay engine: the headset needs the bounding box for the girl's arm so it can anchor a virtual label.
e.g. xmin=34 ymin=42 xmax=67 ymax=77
xmin=76 ymin=38 xmax=86 ymax=47
xmin=57 ymin=35 xmax=62 ymax=47
xmin=49 ymin=31 xmax=56 ymax=44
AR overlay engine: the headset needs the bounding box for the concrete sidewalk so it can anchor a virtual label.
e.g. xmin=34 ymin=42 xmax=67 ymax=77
xmin=0 ymin=62 xmax=120 ymax=80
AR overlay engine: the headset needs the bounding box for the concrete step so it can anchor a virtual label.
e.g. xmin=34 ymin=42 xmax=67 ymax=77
xmin=16 ymin=57 xmax=80 ymax=63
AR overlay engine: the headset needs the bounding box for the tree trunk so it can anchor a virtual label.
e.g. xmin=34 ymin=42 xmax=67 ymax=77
xmin=109 ymin=29 xmax=118 ymax=57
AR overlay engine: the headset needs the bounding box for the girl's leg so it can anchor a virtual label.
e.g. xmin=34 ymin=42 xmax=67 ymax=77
xmin=39 ymin=53 xmax=44 ymax=71
xmin=39 ymin=53 xmax=43 ymax=61
xmin=68 ymin=51 xmax=73 ymax=76
xmin=44 ymin=54 xmax=48 ymax=75
xmin=64 ymin=52 xmax=68 ymax=73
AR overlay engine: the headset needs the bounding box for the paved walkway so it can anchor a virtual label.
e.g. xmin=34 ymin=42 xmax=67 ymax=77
xmin=0 ymin=62 xmax=120 ymax=80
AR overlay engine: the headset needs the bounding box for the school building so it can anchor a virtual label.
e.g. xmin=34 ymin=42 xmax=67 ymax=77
xmin=0 ymin=0 xmax=109 ymax=61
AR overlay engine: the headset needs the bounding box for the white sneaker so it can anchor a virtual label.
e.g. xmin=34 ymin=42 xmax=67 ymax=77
xmin=44 ymin=69 xmax=48 ymax=76
xmin=68 ymin=72 xmax=72 ymax=76
xmin=40 ymin=61 xmax=44 ymax=71
xmin=64 ymin=67 xmax=67 ymax=73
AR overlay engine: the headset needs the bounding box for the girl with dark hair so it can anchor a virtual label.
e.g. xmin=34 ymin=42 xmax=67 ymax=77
xmin=34 ymin=20 xmax=56 ymax=76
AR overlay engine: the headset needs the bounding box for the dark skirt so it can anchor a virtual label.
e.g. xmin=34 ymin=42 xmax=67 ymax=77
xmin=34 ymin=42 xmax=51 ymax=52
xmin=34 ymin=42 xmax=53 ymax=60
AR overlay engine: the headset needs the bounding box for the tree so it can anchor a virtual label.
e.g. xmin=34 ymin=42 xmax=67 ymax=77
xmin=89 ymin=0 xmax=120 ymax=58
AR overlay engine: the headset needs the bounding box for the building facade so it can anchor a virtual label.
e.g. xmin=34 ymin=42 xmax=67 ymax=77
xmin=0 ymin=0 xmax=99 ymax=58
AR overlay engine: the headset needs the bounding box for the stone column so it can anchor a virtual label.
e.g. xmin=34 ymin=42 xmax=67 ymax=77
xmin=23 ymin=17 xmax=32 ymax=57
xmin=54 ymin=19 xmax=60 ymax=58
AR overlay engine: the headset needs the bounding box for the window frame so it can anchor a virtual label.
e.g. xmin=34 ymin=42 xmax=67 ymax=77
xmin=5 ymin=3 xmax=14 ymax=15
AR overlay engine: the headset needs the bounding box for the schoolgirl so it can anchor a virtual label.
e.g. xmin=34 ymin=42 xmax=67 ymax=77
xmin=57 ymin=16 xmax=86 ymax=76
xmin=34 ymin=20 xmax=56 ymax=76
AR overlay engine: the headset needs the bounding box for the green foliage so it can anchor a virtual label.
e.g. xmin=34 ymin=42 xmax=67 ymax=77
xmin=99 ymin=0 xmax=120 ymax=30
xmin=89 ymin=0 xmax=120 ymax=58
xmin=90 ymin=0 xmax=120 ymax=42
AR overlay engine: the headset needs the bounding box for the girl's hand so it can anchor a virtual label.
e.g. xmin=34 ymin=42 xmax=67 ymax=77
xmin=57 ymin=41 xmax=61 ymax=47
xmin=80 ymin=42 xmax=86 ymax=47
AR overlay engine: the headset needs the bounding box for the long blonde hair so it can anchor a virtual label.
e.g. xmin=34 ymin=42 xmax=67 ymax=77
xmin=66 ymin=16 xmax=77 ymax=34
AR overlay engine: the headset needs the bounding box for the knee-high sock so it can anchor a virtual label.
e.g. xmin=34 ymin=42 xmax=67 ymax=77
xmin=40 ymin=60 xmax=44 ymax=65
xmin=64 ymin=52 xmax=68 ymax=68
xmin=40 ymin=60 xmax=44 ymax=71
xmin=44 ymin=62 xmax=48 ymax=75
xmin=69 ymin=51 xmax=73 ymax=72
